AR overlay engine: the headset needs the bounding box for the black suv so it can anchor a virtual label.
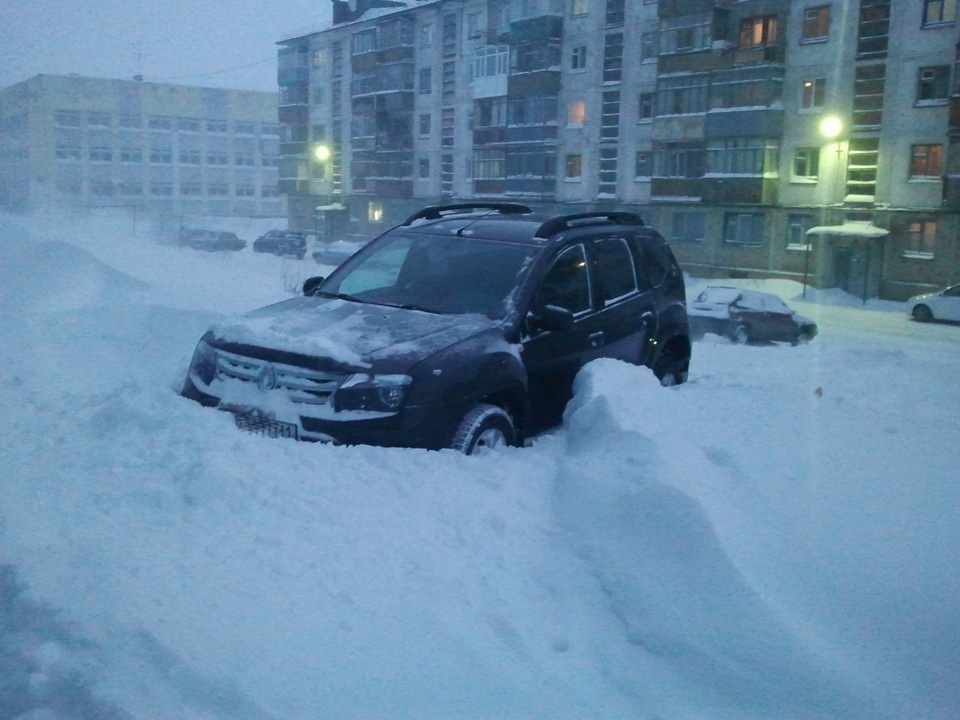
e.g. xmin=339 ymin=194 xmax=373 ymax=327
xmin=181 ymin=204 xmax=691 ymax=453
xmin=253 ymin=230 xmax=307 ymax=259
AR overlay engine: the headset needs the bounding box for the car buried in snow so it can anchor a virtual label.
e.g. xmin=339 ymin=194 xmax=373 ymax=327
xmin=181 ymin=203 xmax=691 ymax=454
xmin=688 ymin=286 xmax=817 ymax=345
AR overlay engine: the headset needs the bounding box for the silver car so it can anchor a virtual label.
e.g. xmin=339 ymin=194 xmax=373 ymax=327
xmin=906 ymin=284 xmax=960 ymax=323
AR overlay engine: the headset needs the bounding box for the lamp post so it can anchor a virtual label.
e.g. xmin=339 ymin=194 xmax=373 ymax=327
xmin=804 ymin=114 xmax=844 ymax=297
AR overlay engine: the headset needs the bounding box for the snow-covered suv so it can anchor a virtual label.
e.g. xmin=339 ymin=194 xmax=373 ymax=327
xmin=181 ymin=203 xmax=691 ymax=453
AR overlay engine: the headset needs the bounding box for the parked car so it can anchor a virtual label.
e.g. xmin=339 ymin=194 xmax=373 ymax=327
xmin=185 ymin=229 xmax=246 ymax=252
xmin=906 ymin=284 xmax=960 ymax=323
xmin=253 ymin=230 xmax=307 ymax=259
xmin=688 ymin=286 xmax=817 ymax=345
xmin=312 ymin=240 xmax=366 ymax=267
xmin=181 ymin=203 xmax=691 ymax=454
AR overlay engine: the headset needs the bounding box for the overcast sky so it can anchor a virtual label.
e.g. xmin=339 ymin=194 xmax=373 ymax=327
xmin=0 ymin=0 xmax=331 ymax=92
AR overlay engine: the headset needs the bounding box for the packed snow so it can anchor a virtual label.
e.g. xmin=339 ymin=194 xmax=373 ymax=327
xmin=1 ymin=210 xmax=957 ymax=720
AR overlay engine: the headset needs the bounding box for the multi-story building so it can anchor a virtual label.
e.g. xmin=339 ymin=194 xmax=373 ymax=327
xmin=278 ymin=0 xmax=960 ymax=299
xmin=0 ymin=74 xmax=285 ymax=218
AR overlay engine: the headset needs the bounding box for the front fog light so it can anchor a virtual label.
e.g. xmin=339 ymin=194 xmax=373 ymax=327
xmin=335 ymin=374 xmax=412 ymax=412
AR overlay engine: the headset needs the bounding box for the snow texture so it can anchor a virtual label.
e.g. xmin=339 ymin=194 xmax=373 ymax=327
xmin=1 ymin=209 xmax=958 ymax=720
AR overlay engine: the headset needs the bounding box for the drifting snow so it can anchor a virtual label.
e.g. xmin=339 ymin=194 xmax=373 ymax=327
xmin=1 ymin=210 xmax=958 ymax=719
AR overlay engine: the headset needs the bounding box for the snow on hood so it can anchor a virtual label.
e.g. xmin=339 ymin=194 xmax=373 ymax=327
xmin=211 ymin=295 xmax=500 ymax=369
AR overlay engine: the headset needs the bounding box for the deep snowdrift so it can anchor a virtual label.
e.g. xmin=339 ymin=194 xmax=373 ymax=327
xmin=1 ymin=211 xmax=957 ymax=720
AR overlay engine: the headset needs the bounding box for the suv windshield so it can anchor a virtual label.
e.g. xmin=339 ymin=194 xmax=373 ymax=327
xmin=319 ymin=232 xmax=536 ymax=318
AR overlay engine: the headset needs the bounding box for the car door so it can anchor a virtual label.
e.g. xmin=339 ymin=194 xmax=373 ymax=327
xmin=585 ymin=232 xmax=657 ymax=366
xmin=934 ymin=285 xmax=960 ymax=321
xmin=521 ymin=243 xmax=604 ymax=432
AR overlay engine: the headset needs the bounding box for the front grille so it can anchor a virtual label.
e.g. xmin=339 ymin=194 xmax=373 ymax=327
xmin=215 ymin=349 xmax=344 ymax=405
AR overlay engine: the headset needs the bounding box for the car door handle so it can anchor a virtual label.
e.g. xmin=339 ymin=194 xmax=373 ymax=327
xmin=640 ymin=311 xmax=654 ymax=324
xmin=588 ymin=331 xmax=605 ymax=347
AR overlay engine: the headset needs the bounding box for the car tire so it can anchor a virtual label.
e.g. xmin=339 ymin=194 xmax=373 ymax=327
xmin=793 ymin=331 xmax=813 ymax=346
xmin=451 ymin=403 xmax=515 ymax=455
xmin=912 ymin=304 xmax=934 ymax=323
xmin=732 ymin=324 xmax=750 ymax=344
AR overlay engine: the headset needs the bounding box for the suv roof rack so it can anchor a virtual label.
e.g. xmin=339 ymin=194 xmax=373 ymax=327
xmin=402 ymin=202 xmax=533 ymax=225
xmin=534 ymin=211 xmax=644 ymax=239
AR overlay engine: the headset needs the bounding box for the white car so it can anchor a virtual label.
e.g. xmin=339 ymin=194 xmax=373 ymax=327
xmin=906 ymin=284 xmax=960 ymax=322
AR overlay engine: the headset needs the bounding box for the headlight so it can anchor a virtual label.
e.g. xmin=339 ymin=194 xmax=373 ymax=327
xmin=188 ymin=338 xmax=218 ymax=385
xmin=334 ymin=373 xmax=412 ymax=413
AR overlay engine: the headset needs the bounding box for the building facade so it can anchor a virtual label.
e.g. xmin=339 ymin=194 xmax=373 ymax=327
xmin=278 ymin=0 xmax=960 ymax=299
xmin=0 ymin=74 xmax=285 ymax=218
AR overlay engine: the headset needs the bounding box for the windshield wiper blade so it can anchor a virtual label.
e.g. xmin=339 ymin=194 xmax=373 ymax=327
xmin=316 ymin=291 xmax=364 ymax=303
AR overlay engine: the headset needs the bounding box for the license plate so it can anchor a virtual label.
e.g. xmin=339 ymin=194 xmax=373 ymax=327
xmin=232 ymin=411 xmax=298 ymax=440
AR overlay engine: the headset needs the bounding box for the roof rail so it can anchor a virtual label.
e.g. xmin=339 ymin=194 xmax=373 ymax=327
xmin=534 ymin=211 xmax=644 ymax=239
xmin=402 ymin=202 xmax=533 ymax=225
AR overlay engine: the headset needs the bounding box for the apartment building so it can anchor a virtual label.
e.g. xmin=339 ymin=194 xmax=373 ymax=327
xmin=0 ymin=74 xmax=285 ymax=218
xmin=278 ymin=0 xmax=960 ymax=299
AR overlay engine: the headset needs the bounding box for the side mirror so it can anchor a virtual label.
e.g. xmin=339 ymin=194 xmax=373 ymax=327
xmin=529 ymin=304 xmax=574 ymax=332
xmin=302 ymin=276 xmax=325 ymax=296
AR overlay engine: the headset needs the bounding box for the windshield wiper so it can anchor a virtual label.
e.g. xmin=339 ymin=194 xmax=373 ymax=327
xmin=315 ymin=290 xmax=365 ymax=303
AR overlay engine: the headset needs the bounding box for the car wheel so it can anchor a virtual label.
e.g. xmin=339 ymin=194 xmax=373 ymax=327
xmin=653 ymin=355 xmax=688 ymax=387
xmin=793 ymin=331 xmax=813 ymax=346
xmin=732 ymin=324 xmax=750 ymax=344
xmin=912 ymin=304 xmax=934 ymax=323
xmin=451 ymin=403 xmax=515 ymax=455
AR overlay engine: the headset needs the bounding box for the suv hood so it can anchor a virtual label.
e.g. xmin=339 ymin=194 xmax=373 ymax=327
xmin=210 ymin=296 xmax=500 ymax=370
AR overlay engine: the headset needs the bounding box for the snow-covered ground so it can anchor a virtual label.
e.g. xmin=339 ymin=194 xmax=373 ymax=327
xmin=1 ymin=210 xmax=957 ymax=720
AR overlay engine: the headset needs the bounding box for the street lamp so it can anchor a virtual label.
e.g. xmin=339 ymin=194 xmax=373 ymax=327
xmin=313 ymin=144 xmax=331 ymax=163
xmin=803 ymin=114 xmax=845 ymax=297
xmin=819 ymin=115 xmax=843 ymax=141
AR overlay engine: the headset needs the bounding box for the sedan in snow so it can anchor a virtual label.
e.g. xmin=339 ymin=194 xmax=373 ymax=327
xmin=688 ymin=286 xmax=818 ymax=345
xmin=906 ymin=284 xmax=960 ymax=323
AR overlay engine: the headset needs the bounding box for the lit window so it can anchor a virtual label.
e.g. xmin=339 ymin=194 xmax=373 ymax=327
xmin=572 ymin=0 xmax=589 ymax=16
xmin=905 ymin=221 xmax=936 ymax=257
xmin=910 ymin=144 xmax=943 ymax=177
xmin=565 ymin=154 xmax=582 ymax=179
xmin=368 ymin=201 xmax=384 ymax=222
xmin=739 ymin=16 xmax=777 ymax=48
xmin=568 ymin=99 xmax=586 ymax=125
xmin=802 ymin=6 xmax=830 ymax=41
xmin=800 ymin=78 xmax=826 ymax=109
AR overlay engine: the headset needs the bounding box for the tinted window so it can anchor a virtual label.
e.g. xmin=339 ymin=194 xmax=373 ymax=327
xmin=593 ymin=237 xmax=638 ymax=304
xmin=534 ymin=244 xmax=591 ymax=315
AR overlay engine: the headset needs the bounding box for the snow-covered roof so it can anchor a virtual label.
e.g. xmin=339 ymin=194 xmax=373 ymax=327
xmin=806 ymin=221 xmax=889 ymax=238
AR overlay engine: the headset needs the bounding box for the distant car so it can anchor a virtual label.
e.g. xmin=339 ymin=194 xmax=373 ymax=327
xmin=253 ymin=230 xmax=307 ymax=260
xmin=688 ymin=286 xmax=817 ymax=345
xmin=906 ymin=284 xmax=960 ymax=323
xmin=311 ymin=240 xmax=365 ymax=266
xmin=185 ymin=230 xmax=246 ymax=252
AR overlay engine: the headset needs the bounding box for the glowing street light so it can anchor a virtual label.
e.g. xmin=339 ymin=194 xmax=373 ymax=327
xmin=313 ymin=144 xmax=331 ymax=162
xmin=819 ymin=115 xmax=843 ymax=140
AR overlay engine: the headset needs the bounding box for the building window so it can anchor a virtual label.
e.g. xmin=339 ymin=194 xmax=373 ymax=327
xmin=151 ymin=182 xmax=173 ymax=196
xmin=236 ymin=185 xmax=256 ymax=197
xmin=473 ymin=45 xmax=508 ymax=79
xmin=905 ymin=221 xmax=936 ymax=257
xmin=180 ymin=183 xmax=202 ymax=196
xmin=419 ymin=113 xmax=431 ymax=136
xmin=148 ymin=116 xmax=173 ymax=131
xmin=206 ymin=120 xmax=227 ymax=133
xmin=670 ymin=211 xmax=705 ymax=243
xmin=638 ymin=92 xmax=654 ymax=121
xmin=723 ymin=212 xmax=766 ymax=245
xmin=368 ymin=200 xmax=384 ymax=222
xmin=178 ymin=118 xmax=200 ymax=132
xmin=208 ymin=184 xmax=230 ymax=196
xmin=420 ymin=23 xmax=432 ymax=48
xmin=179 ymin=149 xmax=201 ymax=164
xmin=910 ymin=144 xmax=943 ymax=177
xmin=635 ymin=151 xmax=652 ymax=178
xmin=150 ymin=148 xmax=172 ymax=164
xmin=235 ymin=153 xmax=255 ymax=167
xmin=846 ymin=137 xmax=880 ymax=197
xmin=88 ymin=146 xmax=112 ymax=162
xmin=793 ymin=148 xmax=820 ymax=179
xmin=572 ymin=0 xmax=589 ymax=16
xmin=659 ymin=14 xmax=712 ymax=55
xmin=923 ymin=0 xmax=957 ymax=25
xmin=565 ymin=153 xmax=582 ymax=180
xmin=234 ymin=121 xmax=255 ymax=135
xmin=917 ymin=66 xmax=950 ymax=103
xmin=657 ymin=73 xmax=709 ymax=116
xmin=207 ymin=152 xmax=229 ymax=165
xmin=55 ymin=111 xmax=82 ymax=127
xmin=571 ymin=45 xmax=587 ymax=70
xmin=802 ymin=6 xmax=830 ymax=41
xmin=710 ymin=66 xmax=784 ymax=110
xmin=473 ymin=148 xmax=505 ymax=179
xmin=311 ymin=47 xmax=327 ymax=69
xmin=800 ymin=78 xmax=826 ymax=110
xmin=120 ymin=147 xmax=142 ymax=163
xmin=352 ymin=29 xmax=377 ymax=55
xmin=603 ymin=32 xmax=623 ymax=83
xmin=739 ymin=16 xmax=778 ymax=48
xmin=418 ymin=158 xmax=430 ymax=179
xmin=707 ymin=138 xmax=778 ymax=176
xmin=568 ymin=99 xmax=586 ymax=125
xmin=853 ymin=64 xmax=885 ymax=129
xmin=418 ymin=68 xmax=432 ymax=94
xmin=787 ymin=214 xmax=815 ymax=249
xmin=606 ymin=0 xmax=625 ymax=27
xmin=655 ymin=143 xmax=705 ymax=178
xmin=119 ymin=115 xmax=141 ymax=129
xmin=858 ymin=0 xmax=890 ymax=59
xmin=88 ymin=112 xmax=111 ymax=127
xmin=55 ymin=144 xmax=81 ymax=161
xmin=641 ymin=32 xmax=658 ymax=61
